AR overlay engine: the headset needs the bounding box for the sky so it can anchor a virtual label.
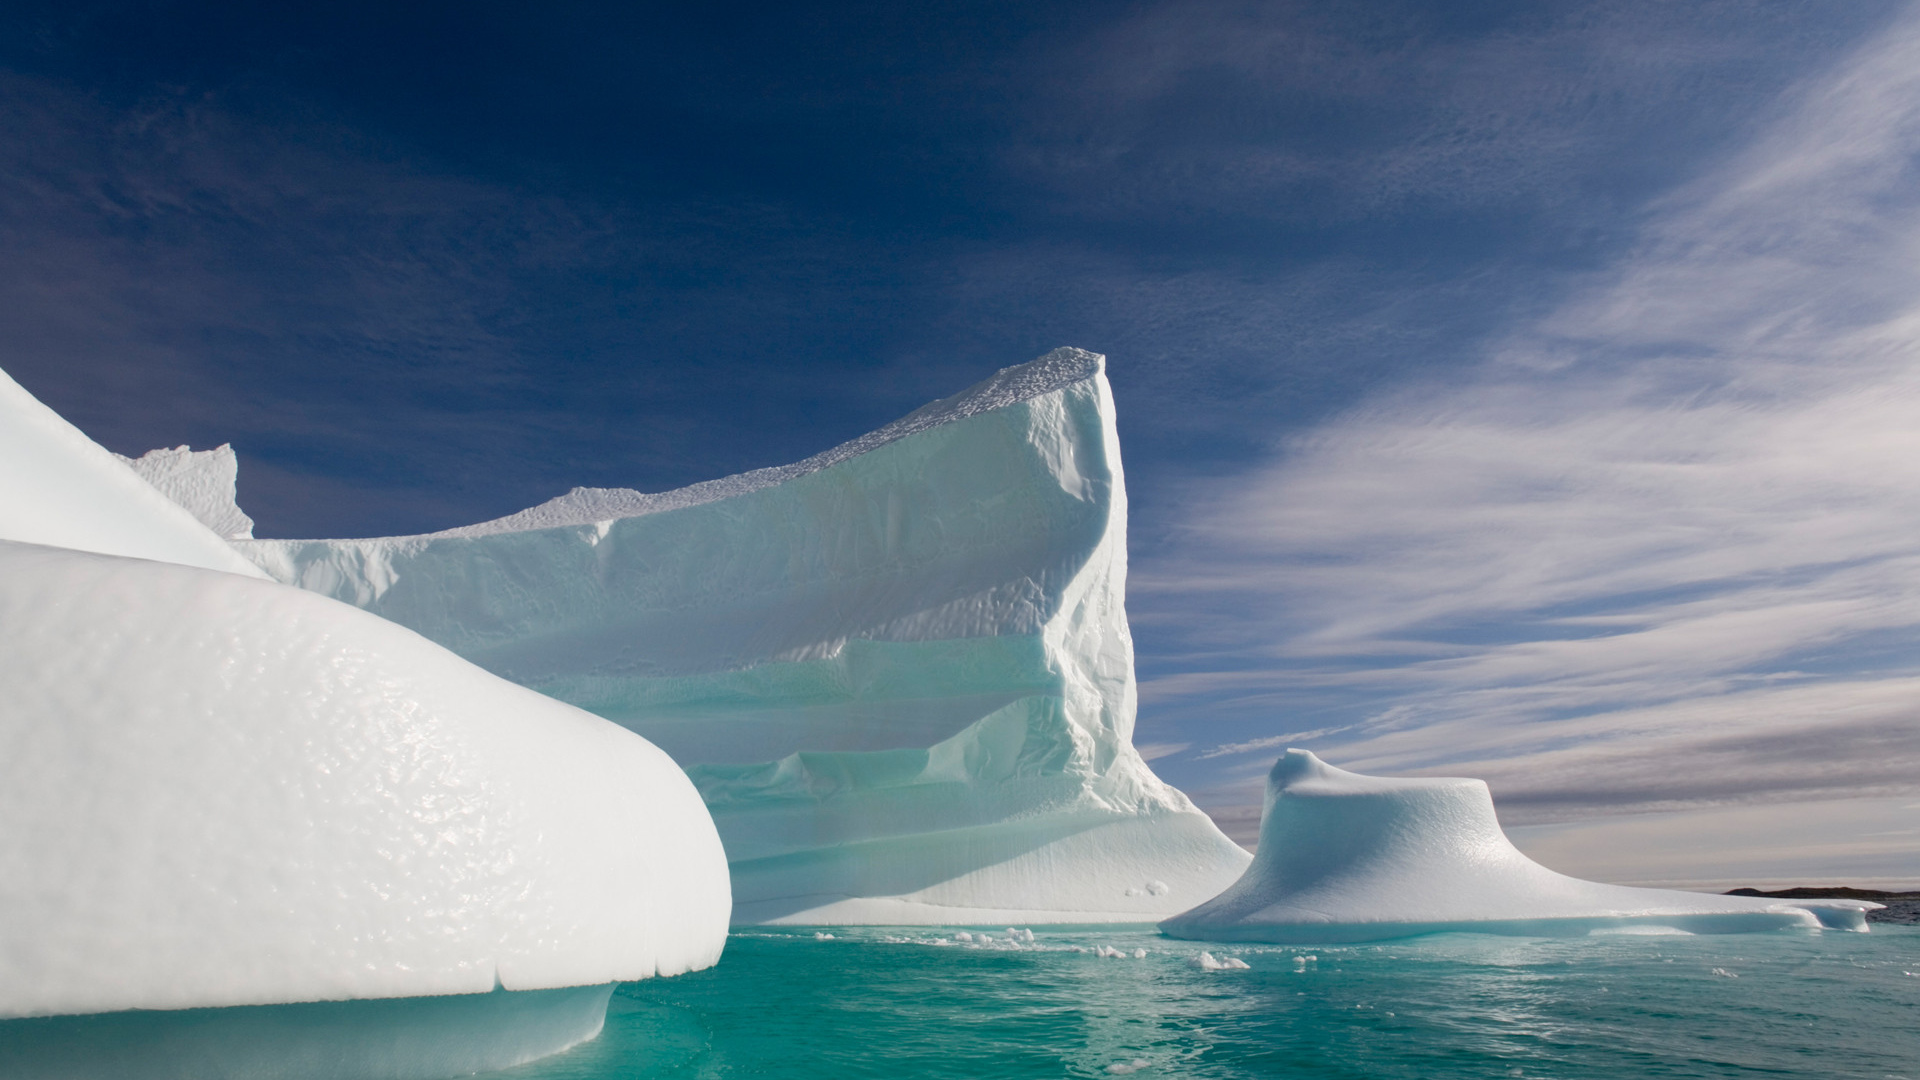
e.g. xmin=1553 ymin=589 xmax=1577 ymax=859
xmin=5 ymin=0 xmax=1918 ymax=885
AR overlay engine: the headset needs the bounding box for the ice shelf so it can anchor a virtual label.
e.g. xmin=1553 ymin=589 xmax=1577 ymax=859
xmin=1160 ymin=750 xmax=1881 ymax=943
xmin=237 ymin=348 xmax=1252 ymax=924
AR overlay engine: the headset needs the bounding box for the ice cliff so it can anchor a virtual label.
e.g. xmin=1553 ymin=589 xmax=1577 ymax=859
xmin=239 ymin=348 xmax=1253 ymax=924
xmin=1160 ymin=750 xmax=1880 ymax=943
xmin=0 ymin=368 xmax=730 ymax=1078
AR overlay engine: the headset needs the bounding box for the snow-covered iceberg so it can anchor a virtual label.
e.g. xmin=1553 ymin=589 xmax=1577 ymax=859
xmin=1159 ymin=750 xmax=1880 ymax=943
xmin=239 ymin=348 xmax=1252 ymax=924
xmin=0 ymin=370 xmax=731 ymax=1077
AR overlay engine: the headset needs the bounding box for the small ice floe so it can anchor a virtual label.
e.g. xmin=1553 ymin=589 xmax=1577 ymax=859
xmin=955 ymin=931 xmax=973 ymax=943
xmin=1291 ymin=954 xmax=1317 ymax=970
xmin=1711 ymin=968 xmax=1739 ymax=978
xmin=1006 ymin=927 xmax=1036 ymax=942
xmin=1106 ymin=1058 xmax=1151 ymax=1074
xmin=814 ymin=932 xmax=835 ymax=940
xmin=1133 ymin=948 xmax=1148 ymax=959
xmin=1189 ymin=951 xmax=1250 ymax=971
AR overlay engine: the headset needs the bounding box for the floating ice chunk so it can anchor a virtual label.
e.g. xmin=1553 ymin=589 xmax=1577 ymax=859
xmin=0 ymin=541 xmax=730 ymax=1022
xmin=1107 ymin=1059 xmax=1151 ymax=1074
xmin=1712 ymin=968 xmax=1739 ymax=978
xmin=954 ymin=932 xmax=973 ymax=943
xmin=1161 ymin=750 xmax=1884 ymax=944
xmin=814 ymin=932 xmax=836 ymax=940
xmin=0 ymin=368 xmax=264 ymax=577
xmin=1133 ymin=948 xmax=1148 ymax=959
xmin=1189 ymin=952 xmax=1250 ymax=971
xmin=240 ymin=349 xmax=1250 ymax=925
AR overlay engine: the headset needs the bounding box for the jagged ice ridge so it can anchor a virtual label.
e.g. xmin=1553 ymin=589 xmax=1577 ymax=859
xmin=237 ymin=348 xmax=1252 ymax=924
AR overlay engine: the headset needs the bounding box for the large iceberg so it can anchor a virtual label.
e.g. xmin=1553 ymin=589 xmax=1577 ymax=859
xmin=1160 ymin=750 xmax=1880 ymax=943
xmin=238 ymin=348 xmax=1252 ymax=924
xmin=0 ymin=371 xmax=730 ymax=1077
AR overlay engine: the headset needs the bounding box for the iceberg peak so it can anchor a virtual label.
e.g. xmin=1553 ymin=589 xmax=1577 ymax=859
xmin=417 ymin=347 xmax=1108 ymax=541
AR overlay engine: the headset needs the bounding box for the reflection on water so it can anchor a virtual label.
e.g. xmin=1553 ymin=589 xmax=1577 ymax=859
xmin=501 ymin=925 xmax=1918 ymax=1080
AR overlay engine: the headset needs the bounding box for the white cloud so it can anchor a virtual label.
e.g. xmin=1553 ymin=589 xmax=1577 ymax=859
xmin=1140 ymin=4 xmax=1920 ymax=827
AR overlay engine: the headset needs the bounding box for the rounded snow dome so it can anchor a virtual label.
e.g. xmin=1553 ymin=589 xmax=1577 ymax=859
xmin=0 ymin=539 xmax=730 ymax=1020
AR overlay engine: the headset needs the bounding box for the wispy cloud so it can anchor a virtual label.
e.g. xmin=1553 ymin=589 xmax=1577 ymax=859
xmin=1138 ymin=3 xmax=1920 ymax=823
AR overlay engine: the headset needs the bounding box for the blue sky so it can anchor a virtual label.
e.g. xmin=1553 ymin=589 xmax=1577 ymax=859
xmin=6 ymin=1 xmax=1917 ymax=882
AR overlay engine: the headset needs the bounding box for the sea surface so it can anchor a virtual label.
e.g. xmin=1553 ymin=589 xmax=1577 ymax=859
xmin=502 ymin=916 xmax=1919 ymax=1080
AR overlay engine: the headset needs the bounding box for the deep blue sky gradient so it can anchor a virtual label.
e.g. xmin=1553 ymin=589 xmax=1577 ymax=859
xmin=1 ymin=1 xmax=1884 ymax=537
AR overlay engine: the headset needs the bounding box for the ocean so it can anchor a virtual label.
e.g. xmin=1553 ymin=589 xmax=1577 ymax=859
xmin=500 ymin=916 xmax=1919 ymax=1080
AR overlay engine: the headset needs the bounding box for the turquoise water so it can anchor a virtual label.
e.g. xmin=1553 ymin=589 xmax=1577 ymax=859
xmin=502 ymin=924 xmax=1919 ymax=1080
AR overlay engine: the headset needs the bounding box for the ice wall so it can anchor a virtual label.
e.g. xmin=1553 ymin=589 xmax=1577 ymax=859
xmin=240 ymin=348 xmax=1252 ymax=923
xmin=0 ymin=368 xmax=265 ymax=577
xmin=0 ymin=540 xmax=730 ymax=1020
xmin=115 ymin=443 xmax=255 ymax=539
xmin=1160 ymin=750 xmax=1880 ymax=943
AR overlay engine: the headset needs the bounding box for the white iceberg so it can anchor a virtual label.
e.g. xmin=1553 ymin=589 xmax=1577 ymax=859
xmin=114 ymin=443 xmax=255 ymax=539
xmin=0 ymin=370 xmax=730 ymax=1077
xmin=1159 ymin=750 xmax=1881 ymax=943
xmin=237 ymin=348 xmax=1252 ymax=924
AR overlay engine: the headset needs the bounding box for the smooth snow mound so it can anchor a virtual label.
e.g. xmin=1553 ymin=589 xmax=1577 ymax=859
xmin=0 ymin=540 xmax=729 ymax=1019
xmin=239 ymin=348 xmax=1250 ymax=923
xmin=0 ymin=368 xmax=266 ymax=577
xmin=115 ymin=443 xmax=255 ymax=539
xmin=1159 ymin=750 xmax=1881 ymax=944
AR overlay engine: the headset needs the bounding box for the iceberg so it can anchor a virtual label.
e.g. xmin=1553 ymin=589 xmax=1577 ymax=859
xmin=114 ymin=443 xmax=255 ymax=539
xmin=0 ymin=370 xmax=730 ymax=1077
xmin=238 ymin=348 xmax=1252 ymax=924
xmin=1159 ymin=750 xmax=1881 ymax=943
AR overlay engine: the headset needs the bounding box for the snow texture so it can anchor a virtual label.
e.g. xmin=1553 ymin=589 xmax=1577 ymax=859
xmin=0 ymin=368 xmax=266 ymax=578
xmin=115 ymin=444 xmax=255 ymax=539
xmin=0 ymin=539 xmax=730 ymax=1019
xmin=238 ymin=348 xmax=1251 ymax=924
xmin=1160 ymin=750 xmax=1882 ymax=944
xmin=0 ymin=984 xmax=614 ymax=1080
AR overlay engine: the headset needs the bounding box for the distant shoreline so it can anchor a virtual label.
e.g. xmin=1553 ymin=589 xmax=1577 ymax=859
xmin=1724 ymin=887 xmax=1920 ymax=900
